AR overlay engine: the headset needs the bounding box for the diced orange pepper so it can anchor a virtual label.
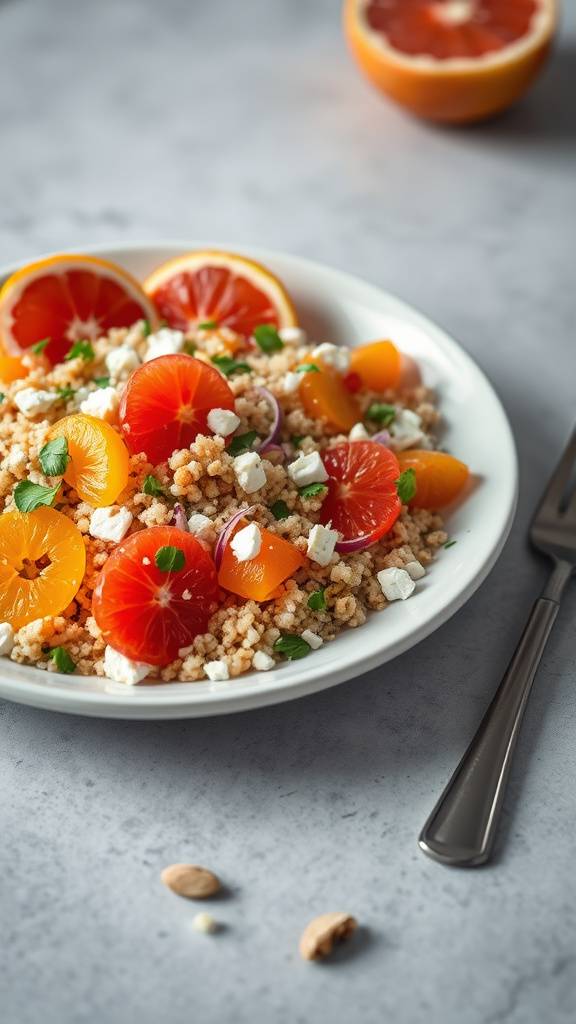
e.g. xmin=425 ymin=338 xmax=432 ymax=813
xmin=396 ymin=449 xmax=469 ymax=508
xmin=218 ymin=524 xmax=305 ymax=601
xmin=298 ymin=364 xmax=360 ymax=433
xmin=0 ymin=355 xmax=30 ymax=384
xmin=349 ymin=340 xmax=401 ymax=392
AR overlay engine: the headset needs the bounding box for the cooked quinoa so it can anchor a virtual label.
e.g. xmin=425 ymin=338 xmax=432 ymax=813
xmin=0 ymin=321 xmax=447 ymax=683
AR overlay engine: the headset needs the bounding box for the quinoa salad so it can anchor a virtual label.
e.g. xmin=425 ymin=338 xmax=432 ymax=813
xmin=0 ymin=251 xmax=469 ymax=687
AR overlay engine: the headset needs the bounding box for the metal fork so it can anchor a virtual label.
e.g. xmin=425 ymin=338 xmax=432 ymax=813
xmin=419 ymin=423 xmax=576 ymax=867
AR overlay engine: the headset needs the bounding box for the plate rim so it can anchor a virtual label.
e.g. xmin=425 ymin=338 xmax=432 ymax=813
xmin=0 ymin=239 xmax=518 ymax=719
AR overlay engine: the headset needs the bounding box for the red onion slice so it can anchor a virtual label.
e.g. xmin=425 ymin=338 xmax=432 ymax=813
xmin=372 ymin=429 xmax=391 ymax=447
xmin=214 ymin=505 xmax=257 ymax=570
xmin=257 ymin=386 xmax=283 ymax=449
xmin=335 ymin=534 xmax=377 ymax=554
xmin=260 ymin=442 xmax=286 ymax=461
xmin=173 ymin=503 xmax=189 ymax=532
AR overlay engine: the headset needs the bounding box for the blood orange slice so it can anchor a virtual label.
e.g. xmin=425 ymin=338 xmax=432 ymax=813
xmin=321 ymin=441 xmax=402 ymax=548
xmin=143 ymin=250 xmax=297 ymax=339
xmin=119 ymin=353 xmax=236 ymax=463
xmin=0 ymin=254 xmax=157 ymax=365
xmin=92 ymin=526 xmax=219 ymax=666
xmin=344 ymin=0 xmax=557 ymax=123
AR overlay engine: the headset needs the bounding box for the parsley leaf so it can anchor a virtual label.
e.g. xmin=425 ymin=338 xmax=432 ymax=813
xmin=45 ymin=646 xmax=76 ymax=674
xmin=269 ymin=499 xmax=290 ymax=521
xmin=155 ymin=545 xmax=186 ymax=572
xmin=307 ymin=587 xmax=327 ymax=611
xmin=292 ymin=435 xmax=306 ymax=447
xmin=14 ymin=480 xmax=61 ymax=513
xmin=65 ymin=339 xmax=95 ymax=362
xmin=444 ymin=539 xmax=457 ymax=549
xmin=183 ymin=340 xmax=196 ymax=356
xmin=299 ymin=482 xmax=327 ymax=499
xmin=253 ymin=324 xmax=284 ymax=353
xmin=30 ymin=337 xmax=51 ymax=355
xmin=295 ymin=363 xmax=319 ymax=374
xmin=227 ymin=430 xmax=258 ymax=458
xmin=198 ymin=319 xmax=218 ymax=330
xmin=395 ymin=468 xmax=417 ymax=504
xmin=142 ymin=319 xmax=151 ymax=337
xmin=274 ymin=633 xmax=311 ymax=660
xmin=142 ymin=474 xmax=164 ymax=497
xmin=367 ymin=403 xmax=396 ymax=426
xmin=94 ymin=376 xmax=110 ymax=388
xmin=39 ymin=436 xmax=70 ymax=477
xmin=57 ymin=386 xmax=76 ymax=401
xmin=0 ymin=392 xmax=4 ymax=404
xmin=211 ymin=354 xmax=251 ymax=377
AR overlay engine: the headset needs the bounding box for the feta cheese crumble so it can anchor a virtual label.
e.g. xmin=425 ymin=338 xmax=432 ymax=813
xmin=80 ymin=387 xmax=119 ymax=423
xmin=307 ymin=523 xmax=338 ymax=566
xmin=348 ymin=422 xmax=370 ymax=442
xmin=287 ymin=451 xmax=329 ymax=488
xmin=193 ymin=912 xmax=218 ymax=934
xmin=204 ymin=660 xmax=229 ymax=682
xmin=105 ymin=345 xmax=141 ymax=379
xmin=230 ymin=522 xmax=262 ymax=562
xmin=187 ymin=513 xmax=213 ymax=536
xmin=301 ymin=629 xmax=323 ymax=650
xmin=103 ymin=646 xmax=153 ymax=686
xmin=14 ymin=388 xmax=59 ymax=418
xmin=144 ymin=327 xmax=186 ymax=361
xmin=405 ymin=561 xmax=426 ymax=581
xmin=252 ymin=651 xmax=275 ymax=672
xmin=0 ymin=622 xmax=15 ymax=656
xmin=207 ymin=407 xmax=241 ymax=436
xmin=283 ymin=371 xmax=301 ymax=394
xmin=279 ymin=326 xmax=307 ymax=345
xmin=388 ymin=408 xmax=424 ymax=451
xmin=89 ymin=506 xmax=133 ymax=543
xmin=377 ymin=567 xmax=416 ymax=601
xmin=311 ymin=342 xmax=351 ymax=374
xmin=233 ymin=451 xmax=266 ymax=493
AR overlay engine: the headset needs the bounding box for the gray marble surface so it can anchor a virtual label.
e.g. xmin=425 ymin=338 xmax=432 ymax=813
xmin=1 ymin=1 xmax=576 ymax=1022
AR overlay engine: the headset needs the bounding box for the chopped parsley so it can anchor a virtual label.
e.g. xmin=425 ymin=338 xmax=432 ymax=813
xmin=141 ymin=319 xmax=151 ymax=337
xmin=13 ymin=480 xmax=61 ymax=513
xmin=253 ymin=324 xmax=284 ymax=354
xmin=155 ymin=545 xmax=186 ymax=572
xmin=366 ymin=403 xmax=396 ymax=426
xmin=44 ymin=646 xmax=76 ymax=674
xmin=0 ymin=392 xmax=4 ymax=404
xmin=444 ymin=540 xmax=457 ymax=549
xmin=307 ymin=587 xmax=327 ymax=611
xmin=57 ymin=386 xmax=76 ymax=401
xmin=38 ymin=436 xmax=70 ymax=477
xmin=269 ymin=499 xmax=290 ymax=521
xmin=142 ymin=474 xmax=164 ymax=497
xmin=183 ymin=340 xmax=196 ymax=356
xmin=65 ymin=339 xmax=95 ymax=362
xmin=292 ymin=435 xmax=306 ymax=447
xmin=295 ymin=363 xmax=319 ymax=374
xmin=94 ymin=376 xmax=110 ymax=388
xmin=299 ymin=482 xmax=327 ymax=499
xmin=211 ymin=354 xmax=251 ymax=377
xmin=227 ymin=430 xmax=258 ymax=458
xmin=198 ymin=319 xmax=218 ymax=330
xmin=30 ymin=337 xmax=51 ymax=355
xmin=395 ymin=468 xmax=417 ymax=504
xmin=274 ymin=633 xmax=311 ymax=660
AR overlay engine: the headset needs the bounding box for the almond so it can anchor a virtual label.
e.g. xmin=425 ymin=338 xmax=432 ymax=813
xmin=299 ymin=911 xmax=357 ymax=960
xmin=160 ymin=863 xmax=221 ymax=898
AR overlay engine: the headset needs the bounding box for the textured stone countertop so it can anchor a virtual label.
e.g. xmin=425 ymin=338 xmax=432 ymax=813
xmin=1 ymin=2 xmax=575 ymax=1022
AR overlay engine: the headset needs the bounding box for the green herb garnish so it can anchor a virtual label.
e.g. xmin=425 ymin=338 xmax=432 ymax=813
xmin=142 ymin=474 xmax=164 ymax=497
xmin=183 ymin=340 xmax=196 ymax=356
xmin=299 ymin=483 xmax=327 ymax=499
xmin=295 ymin=363 xmax=319 ymax=374
xmin=269 ymin=499 xmax=290 ymax=521
xmin=38 ymin=436 xmax=70 ymax=477
xmin=94 ymin=376 xmax=110 ymax=388
xmin=307 ymin=587 xmax=327 ymax=611
xmin=155 ymin=546 xmax=186 ymax=573
xmin=253 ymin=324 xmax=284 ymax=354
xmin=0 ymin=392 xmax=4 ymax=404
xmin=198 ymin=320 xmax=218 ymax=330
xmin=444 ymin=540 xmax=457 ymax=549
xmin=30 ymin=337 xmax=51 ymax=355
xmin=211 ymin=354 xmax=251 ymax=377
xmin=395 ymin=468 xmax=417 ymax=504
xmin=274 ymin=633 xmax=311 ymax=661
xmin=57 ymin=386 xmax=76 ymax=401
xmin=227 ymin=431 xmax=258 ymax=458
xmin=292 ymin=435 xmax=306 ymax=447
xmin=142 ymin=319 xmax=151 ymax=337
xmin=44 ymin=646 xmax=76 ymax=674
xmin=65 ymin=339 xmax=95 ymax=362
xmin=13 ymin=480 xmax=61 ymax=513
xmin=366 ymin=403 xmax=396 ymax=426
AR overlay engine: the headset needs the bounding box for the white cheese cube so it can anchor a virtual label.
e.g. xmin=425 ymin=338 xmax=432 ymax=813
xmin=103 ymin=646 xmax=153 ymax=686
xmin=204 ymin=660 xmax=230 ymax=682
xmin=252 ymin=651 xmax=275 ymax=672
xmin=283 ymin=372 xmax=301 ymax=394
xmin=89 ymin=506 xmax=133 ymax=543
xmin=144 ymin=327 xmax=186 ymax=361
xmin=377 ymin=567 xmax=416 ymax=601
xmin=193 ymin=912 xmax=218 ymax=933
xmin=279 ymin=326 xmax=307 ymax=345
xmin=0 ymin=622 xmax=15 ymax=656
xmin=14 ymin=388 xmax=59 ymax=418
xmin=287 ymin=451 xmax=328 ymax=488
xmin=230 ymin=522 xmax=262 ymax=562
xmin=105 ymin=345 xmax=141 ymax=379
xmin=311 ymin=342 xmax=351 ymax=374
xmin=405 ymin=561 xmax=426 ymax=581
xmin=233 ymin=451 xmax=267 ymax=493
xmin=307 ymin=523 xmax=338 ymax=566
xmin=207 ymin=407 xmax=241 ymax=436
xmin=349 ymin=422 xmax=370 ymax=442
xmin=301 ymin=629 xmax=323 ymax=650
xmin=80 ymin=387 xmax=119 ymax=423
xmin=389 ymin=408 xmax=423 ymax=451
xmin=187 ymin=513 xmax=213 ymax=536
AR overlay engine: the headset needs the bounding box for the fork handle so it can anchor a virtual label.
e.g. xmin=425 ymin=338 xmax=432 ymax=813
xmin=419 ymin=591 xmax=564 ymax=867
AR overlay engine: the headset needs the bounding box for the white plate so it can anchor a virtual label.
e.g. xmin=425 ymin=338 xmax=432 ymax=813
xmin=0 ymin=242 xmax=517 ymax=719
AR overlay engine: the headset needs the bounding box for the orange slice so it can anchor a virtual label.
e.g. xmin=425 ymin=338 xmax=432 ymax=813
xmin=0 ymin=507 xmax=86 ymax=630
xmin=47 ymin=414 xmax=130 ymax=507
xmin=218 ymin=524 xmax=305 ymax=602
xmin=144 ymin=250 xmax=297 ymax=339
xmin=0 ymin=254 xmax=157 ymax=365
xmin=396 ymin=449 xmax=469 ymax=507
xmin=298 ymin=363 xmax=360 ymax=433
xmin=0 ymin=355 xmax=31 ymax=384
xmin=344 ymin=0 xmax=557 ymax=123
xmin=349 ymin=340 xmax=401 ymax=392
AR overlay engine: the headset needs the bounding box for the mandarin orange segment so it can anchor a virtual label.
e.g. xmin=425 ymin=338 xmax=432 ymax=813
xmin=0 ymin=507 xmax=86 ymax=630
xmin=298 ymin=365 xmax=360 ymax=433
xmin=396 ymin=449 xmax=469 ymax=508
xmin=349 ymin=340 xmax=401 ymax=392
xmin=218 ymin=525 xmax=305 ymax=602
xmin=0 ymin=355 xmax=30 ymax=384
xmin=47 ymin=414 xmax=129 ymax=507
